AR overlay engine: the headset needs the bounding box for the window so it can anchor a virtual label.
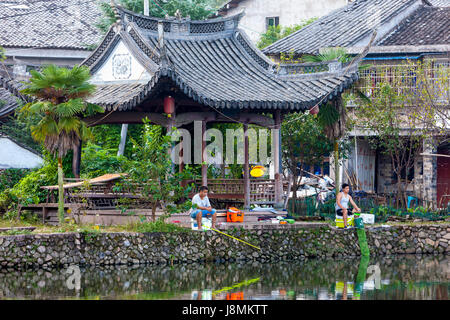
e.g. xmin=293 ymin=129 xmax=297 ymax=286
xmin=266 ymin=17 xmax=279 ymax=30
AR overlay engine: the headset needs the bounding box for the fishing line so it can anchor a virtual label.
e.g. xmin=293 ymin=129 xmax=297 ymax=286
xmin=203 ymin=225 xmax=261 ymax=251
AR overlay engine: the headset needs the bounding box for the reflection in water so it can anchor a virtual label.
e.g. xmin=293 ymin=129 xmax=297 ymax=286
xmin=0 ymin=255 xmax=448 ymax=300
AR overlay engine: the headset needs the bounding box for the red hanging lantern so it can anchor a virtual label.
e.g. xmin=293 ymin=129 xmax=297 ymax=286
xmin=309 ymin=104 xmax=319 ymax=115
xmin=164 ymin=96 xmax=175 ymax=114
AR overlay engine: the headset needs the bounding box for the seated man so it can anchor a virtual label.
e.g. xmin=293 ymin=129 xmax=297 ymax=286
xmin=190 ymin=186 xmax=217 ymax=230
xmin=336 ymin=183 xmax=361 ymax=229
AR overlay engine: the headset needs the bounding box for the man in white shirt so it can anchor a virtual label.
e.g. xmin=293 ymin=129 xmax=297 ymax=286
xmin=190 ymin=186 xmax=216 ymax=230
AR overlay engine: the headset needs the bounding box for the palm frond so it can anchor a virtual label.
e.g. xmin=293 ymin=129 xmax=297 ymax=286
xmin=79 ymin=122 xmax=94 ymax=142
xmin=85 ymin=103 xmax=105 ymax=116
xmin=303 ymin=47 xmax=350 ymax=64
xmin=18 ymin=64 xmax=96 ymax=158
xmin=28 ymin=101 xmax=52 ymax=114
xmin=55 ymin=99 xmax=85 ymax=117
xmin=58 ymin=117 xmax=81 ymax=136
xmin=31 ymin=117 xmax=59 ymax=143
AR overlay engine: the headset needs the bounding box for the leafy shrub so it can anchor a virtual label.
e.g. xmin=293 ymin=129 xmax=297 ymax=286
xmin=127 ymin=219 xmax=189 ymax=233
xmin=0 ymin=157 xmax=58 ymax=215
xmin=81 ymin=143 xmax=126 ymax=178
xmin=0 ymin=189 xmax=14 ymax=214
xmin=0 ymin=169 xmax=33 ymax=193
xmin=9 ymin=161 xmax=57 ymax=205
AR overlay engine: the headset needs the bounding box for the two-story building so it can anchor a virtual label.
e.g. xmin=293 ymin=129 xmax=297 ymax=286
xmin=216 ymin=0 xmax=349 ymax=43
xmin=262 ymin=0 xmax=450 ymax=207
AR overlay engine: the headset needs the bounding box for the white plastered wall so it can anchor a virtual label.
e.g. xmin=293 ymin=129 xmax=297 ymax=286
xmin=90 ymin=40 xmax=152 ymax=84
xmin=0 ymin=137 xmax=44 ymax=169
xmin=224 ymin=0 xmax=348 ymax=43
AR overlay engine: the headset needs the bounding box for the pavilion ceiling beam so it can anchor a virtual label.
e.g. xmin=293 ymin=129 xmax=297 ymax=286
xmin=84 ymin=112 xmax=169 ymax=126
xmin=236 ymin=113 xmax=274 ymax=127
xmin=84 ymin=111 xmax=274 ymax=127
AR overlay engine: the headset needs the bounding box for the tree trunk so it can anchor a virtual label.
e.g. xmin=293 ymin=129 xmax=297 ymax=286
xmin=72 ymin=139 xmax=81 ymax=178
xmin=334 ymin=140 xmax=340 ymax=195
xmin=152 ymin=202 xmax=157 ymax=222
xmin=57 ymin=157 xmax=65 ymax=224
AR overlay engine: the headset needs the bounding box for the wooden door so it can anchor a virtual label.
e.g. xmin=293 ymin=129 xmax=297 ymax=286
xmin=437 ymin=149 xmax=450 ymax=208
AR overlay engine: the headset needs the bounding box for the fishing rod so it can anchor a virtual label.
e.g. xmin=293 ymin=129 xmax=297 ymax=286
xmin=203 ymin=226 xmax=261 ymax=251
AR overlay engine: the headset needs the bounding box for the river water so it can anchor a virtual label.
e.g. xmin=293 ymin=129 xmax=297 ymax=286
xmin=0 ymin=255 xmax=448 ymax=300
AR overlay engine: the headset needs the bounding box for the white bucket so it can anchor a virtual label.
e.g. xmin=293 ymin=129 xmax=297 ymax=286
xmin=191 ymin=217 xmax=212 ymax=231
xmin=360 ymin=213 xmax=375 ymax=224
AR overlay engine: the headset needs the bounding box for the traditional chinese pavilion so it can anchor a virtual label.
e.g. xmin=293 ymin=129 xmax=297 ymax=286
xmin=79 ymin=4 xmax=360 ymax=209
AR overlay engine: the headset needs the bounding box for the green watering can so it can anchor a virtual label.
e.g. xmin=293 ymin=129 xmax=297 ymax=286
xmin=354 ymin=217 xmax=364 ymax=229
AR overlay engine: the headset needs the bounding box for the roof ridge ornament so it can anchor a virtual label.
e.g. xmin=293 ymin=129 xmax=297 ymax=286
xmin=175 ymin=9 xmax=182 ymax=20
xmin=158 ymin=21 xmax=171 ymax=73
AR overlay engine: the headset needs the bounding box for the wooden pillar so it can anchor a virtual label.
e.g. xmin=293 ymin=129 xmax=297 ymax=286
xmin=244 ymin=123 xmax=250 ymax=209
xmin=179 ymin=142 xmax=187 ymax=188
xmin=201 ymin=120 xmax=207 ymax=187
xmin=274 ymin=110 xmax=283 ymax=207
xmin=72 ymin=139 xmax=82 ymax=178
xmin=165 ymin=96 xmax=176 ymax=174
xmin=179 ymin=145 xmax=185 ymax=173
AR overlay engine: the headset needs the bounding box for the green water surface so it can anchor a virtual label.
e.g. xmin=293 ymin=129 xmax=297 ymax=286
xmin=0 ymin=254 xmax=448 ymax=300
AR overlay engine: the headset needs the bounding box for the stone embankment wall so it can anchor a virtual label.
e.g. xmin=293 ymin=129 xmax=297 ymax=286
xmin=0 ymin=224 xmax=449 ymax=269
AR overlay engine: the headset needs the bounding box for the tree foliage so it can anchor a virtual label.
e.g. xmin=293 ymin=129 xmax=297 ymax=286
xmin=302 ymin=47 xmax=350 ymax=64
xmin=89 ymin=123 xmax=145 ymax=157
xmin=81 ymin=143 xmax=126 ymax=178
xmin=257 ymin=18 xmax=317 ymax=49
xmin=0 ymin=154 xmax=58 ymax=214
xmin=0 ymin=46 xmax=5 ymax=61
xmin=97 ymin=0 xmax=219 ymax=33
xmin=281 ymin=113 xmax=334 ymax=198
xmin=121 ymin=119 xmax=192 ymax=221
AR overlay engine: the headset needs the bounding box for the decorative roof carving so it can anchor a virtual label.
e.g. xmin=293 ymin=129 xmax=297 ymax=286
xmin=118 ymin=5 xmax=242 ymax=38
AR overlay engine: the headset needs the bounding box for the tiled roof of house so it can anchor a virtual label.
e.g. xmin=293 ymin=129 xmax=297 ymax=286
xmin=0 ymin=87 xmax=20 ymax=119
xmin=429 ymin=0 xmax=450 ymax=6
xmin=0 ymin=0 xmax=105 ymax=50
xmin=79 ymin=6 xmax=360 ymax=112
xmin=262 ymin=0 xmax=449 ymax=56
xmin=378 ymin=7 xmax=450 ymax=46
xmin=0 ymin=74 xmax=31 ymax=119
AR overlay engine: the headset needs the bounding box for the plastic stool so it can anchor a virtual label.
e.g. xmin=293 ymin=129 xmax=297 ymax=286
xmin=407 ymin=196 xmax=418 ymax=209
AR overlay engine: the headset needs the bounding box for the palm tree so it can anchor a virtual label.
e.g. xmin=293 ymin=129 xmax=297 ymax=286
xmin=20 ymin=65 xmax=102 ymax=223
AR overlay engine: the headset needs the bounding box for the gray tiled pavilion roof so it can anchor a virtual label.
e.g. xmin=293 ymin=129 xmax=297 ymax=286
xmin=0 ymin=0 xmax=105 ymax=50
xmin=81 ymin=6 xmax=360 ymax=112
xmin=262 ymin=0 xmax=449 ymax=56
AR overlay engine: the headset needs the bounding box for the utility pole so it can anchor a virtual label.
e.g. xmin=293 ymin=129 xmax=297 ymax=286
xmin=117 ymin=124 xmax=128 ymax=157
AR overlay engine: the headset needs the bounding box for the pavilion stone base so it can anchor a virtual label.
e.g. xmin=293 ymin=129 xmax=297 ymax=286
xmin=0 ymin=224 xmax=448 ymax=269
xmin=62 ymin=209 xmax=287 ymax=227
